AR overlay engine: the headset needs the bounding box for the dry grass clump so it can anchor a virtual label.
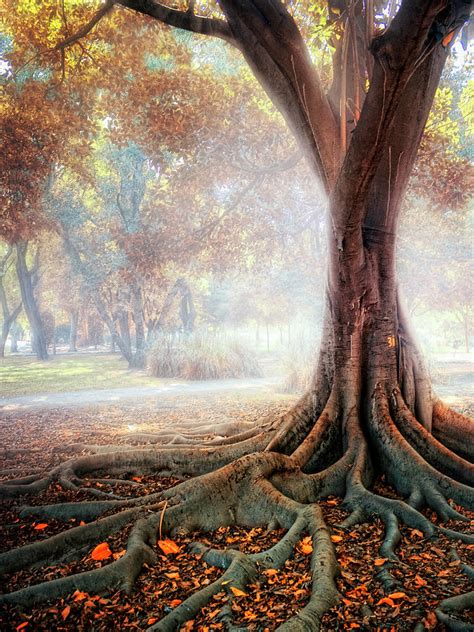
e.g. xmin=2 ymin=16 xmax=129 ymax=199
xmin=147 ymin=333 xmax=262 ymax=380
xmin=281 ymin=333 xmax=319 ymax=393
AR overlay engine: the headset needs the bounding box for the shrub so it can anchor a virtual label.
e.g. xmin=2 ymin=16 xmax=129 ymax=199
xmin=147 ymin=332 xmax=262 ymax=380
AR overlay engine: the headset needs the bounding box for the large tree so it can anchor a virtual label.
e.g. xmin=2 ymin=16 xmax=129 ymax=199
xmin=0 ymin=1 xmax=472 ymax=629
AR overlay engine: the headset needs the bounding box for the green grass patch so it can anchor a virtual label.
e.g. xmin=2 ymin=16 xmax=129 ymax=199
xmin=0 ymin=353 xmax=158 ymax=397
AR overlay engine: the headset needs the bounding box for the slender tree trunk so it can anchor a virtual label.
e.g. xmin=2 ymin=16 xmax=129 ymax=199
xmin=15 ymin=242 xmax=48 ymax=361
xmin=68 ymin=310 xmax=78 ymax=352
xmin=130 ymin=283 xmax=146 ymax=368
xmin=10 ymin=324 xmax=21 ymax=353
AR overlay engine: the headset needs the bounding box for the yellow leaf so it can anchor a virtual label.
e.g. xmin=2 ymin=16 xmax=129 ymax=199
xmin=230 ymin=586 xmax=247 ymax=597
xmin=157 ymin=539 xmax=180 ymax=555
xmin=90 ymin=542 xmax=112 ymax=561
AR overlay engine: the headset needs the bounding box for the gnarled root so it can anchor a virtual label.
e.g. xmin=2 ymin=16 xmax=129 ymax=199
xmin=0 ymin=383 xmax=472 ymax=630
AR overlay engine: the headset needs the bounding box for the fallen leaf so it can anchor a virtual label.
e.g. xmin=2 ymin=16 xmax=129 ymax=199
xmin=73 ymin=590 xmax=88 ymax=602
xmin=157 ymin=539 xmax=180 ymax=555
xmin=169 ymin=599 xmax=182 ymax=608
xmin=113 ymin=549 xmax=126 ymax=560
xmin=410 ymin=529 xmax=424 ymax=539
xmin=376 ymin=597 xmax=396 ymax=607
xmin=16 ymin=624 xmax=28 ymax=631
xmin=300 ymin=541 xmax=313 ymax=555
xmin=374 ymin=558 xmax=387 ymax=566
xmin=388 ymin=592 xmax=408 ymax=600
xmin=230 ymin=586 xmax=247 ymax=597
xmin=331 ymin=535 xmax=343 ymax=543
xmin=61 ymin=606 xmax=70 ymax=621
xmin=147 ymin=618 xmax=158 ymax=626
xmin=423 ymin=612 xmax=438 ymax=629
xmin=91 ymin=542 xmax=112 ymax=561
xmin=33 ymin=523 xmax=48 ymax=530
xmin=414 ymin=574 xmax=427 ymax=587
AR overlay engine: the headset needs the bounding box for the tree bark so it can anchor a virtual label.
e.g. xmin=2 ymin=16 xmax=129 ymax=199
xmin=68 ymin=309 xmax=78 ymax=352
xmin=15 ymin=242 xmax=48 ymax=361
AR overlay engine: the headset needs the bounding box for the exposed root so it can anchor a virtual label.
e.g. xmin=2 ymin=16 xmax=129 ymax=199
xmin=432 ymin=401 xmax=474 ymax=463
xmin=436 ymin=591 xmax=474 ymax=631
xmin=0 ymin=385 xmax=472 ymax=629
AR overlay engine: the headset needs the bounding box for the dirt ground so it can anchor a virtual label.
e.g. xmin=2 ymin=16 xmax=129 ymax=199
xmin=0 ymin=362 xmax=472 ymax=631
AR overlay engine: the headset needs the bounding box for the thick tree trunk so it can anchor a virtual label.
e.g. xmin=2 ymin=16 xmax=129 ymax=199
xmin=15 ymin=242 xmax=48 ymax=361
xmin=1 ymin=4 xmax=472 ymax=631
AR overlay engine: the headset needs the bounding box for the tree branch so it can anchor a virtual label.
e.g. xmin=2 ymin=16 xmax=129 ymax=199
xmin=54 ymin=0 xmax=115 ymax=50
xmin=116 ymin=0 xmax=236 ymax=45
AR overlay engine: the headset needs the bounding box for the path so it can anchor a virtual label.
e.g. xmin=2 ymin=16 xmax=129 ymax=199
xmin=0 ymin=377 xmax=280 ymax=412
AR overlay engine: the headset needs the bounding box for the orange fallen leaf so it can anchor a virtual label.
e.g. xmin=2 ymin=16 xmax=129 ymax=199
xmin=33 ymin=523 xmax=48 ymax=530
xmin=388 ymin=592 xmax=408 ymax=600
xmin=61 ymin=606 xmax=70 ymax=621
xmin=374 ymin=558 xmax=387 ymax=566
xmin=423 ymin=611 xmax=438 ymax=629
xmin=157 ymin=539 xmax=180 ymax=555
xmin=230 ymin=586 xmax=247 ymax=597
xmin=263 ymin=569 xmax=278 ymax=576
xmin=73 ymin=590 xmax=88 ymax=602
xmin=169 ymin=599 xmax=182 ymax=608
xmin=113 ymin=549 xmax=126 ymax=560
xmin=331 ymin=535 xmax=343 ymax=543
xmin=414 ymin=574 xmax=427 ymax=587
xmin=165 ymin=572 xmax=180 ymax=579
xmin=147 ymin=618 xmax=158 ymax=625
xmin=376 ymin=597 xmax=396 ymax=607
xmin=16 ymin=624 xmax=28 ymax=631
xmin=300 ymin=540 xmax=313 ymax=555
xmin=410 ymin=529 xmax=424 ymax=539
xmin=91 ymin=542 xmax=112 ymax=561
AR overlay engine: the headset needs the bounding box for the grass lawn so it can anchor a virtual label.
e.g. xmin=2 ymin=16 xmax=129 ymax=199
xmin=0 ymin=353 xmax=158 ymax=397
